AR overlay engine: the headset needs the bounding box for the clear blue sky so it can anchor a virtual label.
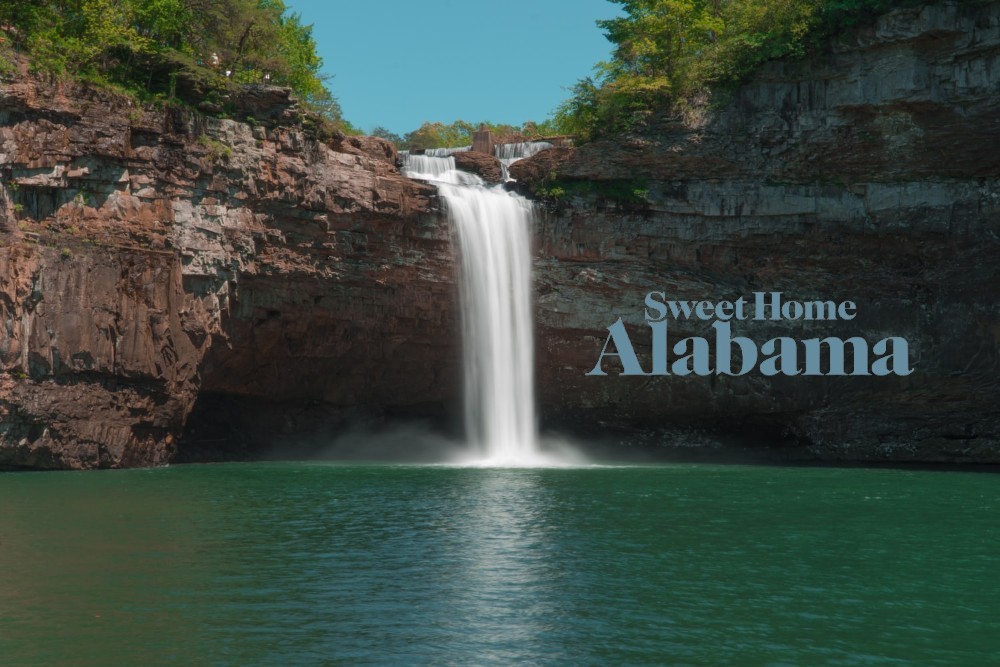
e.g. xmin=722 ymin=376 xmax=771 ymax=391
xmin=284 ymin=0 xmax=623 ymax=135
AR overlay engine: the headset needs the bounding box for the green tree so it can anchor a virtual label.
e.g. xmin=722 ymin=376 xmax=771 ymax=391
xmin=400 ymin=118 xmax=561 ymax=150
xmin=370 ymin=126 xmax=404 ymax=146
xmin=2 ymin=0 xmax=350 ymax=127
xmin=403 ymin=120 xmax=476 ymax=150
xmin=555 ymin=0 xmax=934 ymax=141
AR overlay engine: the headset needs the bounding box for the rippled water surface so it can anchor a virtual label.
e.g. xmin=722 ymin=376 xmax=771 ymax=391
xmin=1 ymin=463 xmax=998 ymax=665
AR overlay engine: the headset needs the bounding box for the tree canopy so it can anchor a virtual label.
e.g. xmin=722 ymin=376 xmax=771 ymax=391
xmin=554 ymin=0 xmax=938 ymax=141
xmin=0 ymin=0 xmax=348 ymax=126
xmin=385 ymin=119 xmax=564 ymax=151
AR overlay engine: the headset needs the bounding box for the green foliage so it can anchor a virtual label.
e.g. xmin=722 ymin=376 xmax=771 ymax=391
xmin=60 ymin=247 xmax=73 ymax=259
xmin=370 ymin=126 xmax=404 ymax=146
xmin=338 ymin=119 xmax=364 ymax=136
xmin=520 ymin=118 xmax=565 ymax=137
xmin=398 ymin=119 xmax=570 ymax=151
xmin=0 ymin=0 xmax=349 ymax=125
xmin=197 ymin=134 xmax=233 ymax=162
xmin=401 ymin=121 xmax=476 ymax=150
xmin=534 ymin=178 xmax=651 ymax=207
xmin=559 ymin=0 xmax=939 ymax=140
xmin=552 ymin=76 xmax=639 ymax=142
xmin=0 ymin=48 xmax=15 ymax=77
xmin=535 ymin=184 xmax=566 ymax=199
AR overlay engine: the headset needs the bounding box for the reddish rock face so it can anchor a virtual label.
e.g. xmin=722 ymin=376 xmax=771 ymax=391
xmin=0 ymin=75 xmax=459 ymax=469
xmin=507 ymin=147 xmax=573 ymax=187
xmin=335 ymin=134 xmax=399 ymax=165
xmin=452 ymin=150 xmax=504 ymax=184
xmin=0 ymin=246 xmax=200 ymax=468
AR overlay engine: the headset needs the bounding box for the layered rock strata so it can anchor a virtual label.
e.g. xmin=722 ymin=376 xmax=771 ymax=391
xmin=515 ymin=1 xmax=1000 ymax=461
xmin=0 ymin=74 xmax=457 ymax=468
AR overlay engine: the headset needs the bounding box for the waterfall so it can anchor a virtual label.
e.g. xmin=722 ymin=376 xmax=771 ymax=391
xmin=425 ymin=146 xmax=470 ymax=157
xmin=403 ymin=152 xmax=538 ymax=464
xmin=494 ymin=141 xmax=553 ymax=181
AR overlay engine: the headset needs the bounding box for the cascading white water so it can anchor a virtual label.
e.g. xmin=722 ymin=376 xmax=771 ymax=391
xmin=425 ymin=146 xmax=470 ymax=157
xmin=403 ymin=153 xmax=539 ymax=464
xmin=495 ymin=141 xmax=553 ymax=180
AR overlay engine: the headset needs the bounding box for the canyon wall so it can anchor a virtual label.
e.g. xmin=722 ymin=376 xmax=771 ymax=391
xmin=0 ymin=75 xmax=458 ymax=468
xmin=1 ymin=0 xmax=997 ymax=468
xmin=518 ymin=1 xmax=1000 ymax=461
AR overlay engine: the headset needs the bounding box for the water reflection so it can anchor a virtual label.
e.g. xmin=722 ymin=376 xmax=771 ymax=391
xmin=441 ymin=470 xmax=559 ymax=661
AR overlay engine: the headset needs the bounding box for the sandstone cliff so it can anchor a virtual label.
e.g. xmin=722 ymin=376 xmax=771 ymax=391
xmin=517 ymin=1 xmax=1000 ymax=462
xmin=0 ymin=71 xmax=458 ymax=468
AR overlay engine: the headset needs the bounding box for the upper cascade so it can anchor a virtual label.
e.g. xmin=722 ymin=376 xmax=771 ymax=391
xmin=402 ymin=154 xmax=483 ymax=186
xmin=495 ymin=141 xmax=553 ymax=180
xmin=424 ymin=146 xmax=471 ymax=157
xmin=402 ymin=140 xmax=554 ymax=183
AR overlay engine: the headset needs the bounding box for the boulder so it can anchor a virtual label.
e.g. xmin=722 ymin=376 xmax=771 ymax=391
xmin=229 ymin=84 xmax=298 ymax=123
xmin=339 ymin=135 xmax=399 ymax=166
xmin=507 ymin=147 xmax=575 ymax=188
xmin=452 ymin=150 xmax=504 ymax=183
